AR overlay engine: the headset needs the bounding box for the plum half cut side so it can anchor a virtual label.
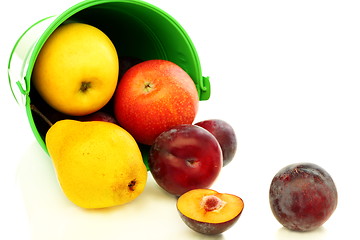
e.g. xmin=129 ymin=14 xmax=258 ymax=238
xmin=177 ymin=189 xmax=244 ymax=235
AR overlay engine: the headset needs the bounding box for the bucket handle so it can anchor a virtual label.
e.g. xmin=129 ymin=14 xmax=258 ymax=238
xmin=199 ymin=76 xmax=211 ymax=101
xmin=16 ymin=79 xmax=29 ymax=96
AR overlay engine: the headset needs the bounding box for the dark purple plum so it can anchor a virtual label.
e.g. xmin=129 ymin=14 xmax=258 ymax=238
xmin=75 ymin=111 xmax=117 ymax=124
xmin=149 ymin=124 xmax=223 ymax=196
xmin=195 ymin=119 xmax=237 ymax=166
xmin=269 ymin=162 xmax=338 ymax=231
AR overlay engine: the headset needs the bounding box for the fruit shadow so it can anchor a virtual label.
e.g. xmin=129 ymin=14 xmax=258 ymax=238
xmin=184 ymin=231 xmax=225 ymax=240
xmin=276 ymin=226 xmax=328 ymax=240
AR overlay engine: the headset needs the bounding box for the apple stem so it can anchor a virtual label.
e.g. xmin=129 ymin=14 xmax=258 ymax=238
xmin=80 ymin=81 xmax=92 ymax=92
xmin=144 ymin=82 xmax=154 ymax=93
xmin=30 ymin=104 xmax=53 ymax=127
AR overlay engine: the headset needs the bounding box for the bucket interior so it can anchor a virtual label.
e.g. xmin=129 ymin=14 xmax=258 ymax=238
xmin=69 ymin=1 xmax=202 ymax=76
xmin=20 ymin=0 xmax=209 ymax=165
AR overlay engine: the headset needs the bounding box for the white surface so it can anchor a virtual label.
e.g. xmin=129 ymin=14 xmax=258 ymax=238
xmin=1 ymin=0 xmax=359 ymax=239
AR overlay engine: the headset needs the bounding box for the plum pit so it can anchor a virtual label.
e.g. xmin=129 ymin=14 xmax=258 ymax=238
xmin=201 ymin=195 xmax=226 ymax=212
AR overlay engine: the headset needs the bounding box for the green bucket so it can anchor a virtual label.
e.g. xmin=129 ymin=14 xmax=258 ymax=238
xmin=8 ymin=0 xmax=211 ymax=156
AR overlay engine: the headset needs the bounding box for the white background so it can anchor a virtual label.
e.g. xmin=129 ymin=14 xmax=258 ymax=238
xmin=1 ymin=0 xmax=359 ymax=239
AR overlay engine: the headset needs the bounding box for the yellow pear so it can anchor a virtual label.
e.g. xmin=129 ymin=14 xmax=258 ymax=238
xmin=45 ymin=119 xmax=147 ymax=209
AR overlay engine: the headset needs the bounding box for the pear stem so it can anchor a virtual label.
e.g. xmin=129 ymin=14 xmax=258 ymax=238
xmin=30 ymin=104 xmax=53 ymax=127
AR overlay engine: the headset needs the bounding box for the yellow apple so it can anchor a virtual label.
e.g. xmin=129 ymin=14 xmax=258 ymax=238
xmin=32 ymin=23 xmax=119 ymax=116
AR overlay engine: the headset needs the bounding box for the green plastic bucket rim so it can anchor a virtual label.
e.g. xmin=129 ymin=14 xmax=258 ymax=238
xmin=8 ymin=0 xmax=210 ymax=104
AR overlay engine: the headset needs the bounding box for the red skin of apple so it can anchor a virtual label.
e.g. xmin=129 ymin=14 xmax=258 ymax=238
xmin=195 ymin=119 xmax=237 ymax=166
xmin=269 ymin=163 xmax=338 ymax=231
xmin=113 ymin=59 xmax=199 ymax=145
xmin=149 ymin=124 xmax=223 ymax=196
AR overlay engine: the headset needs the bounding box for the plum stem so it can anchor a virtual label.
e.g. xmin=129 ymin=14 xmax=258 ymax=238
xmin=30 ymin=104 xmax=53 ymax=127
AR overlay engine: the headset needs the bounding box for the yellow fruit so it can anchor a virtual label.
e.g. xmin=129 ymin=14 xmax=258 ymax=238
xmin=33 ymin=23 xmax=119 ymax=116
xmin=45 ymin=120 xmax=147 ymax=209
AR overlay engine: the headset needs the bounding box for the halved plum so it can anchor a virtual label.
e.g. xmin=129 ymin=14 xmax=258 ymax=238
xmin=177 ymin=189 xmax=244 ymax=235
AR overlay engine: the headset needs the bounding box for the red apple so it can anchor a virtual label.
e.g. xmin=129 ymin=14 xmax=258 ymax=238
xmin=148 ymin=124 xmax=223 ymax=196
xmin=113 ymin=59 xmax=199 ymax=145
xmin=195 ymin=119 xmax=237 ymax=166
